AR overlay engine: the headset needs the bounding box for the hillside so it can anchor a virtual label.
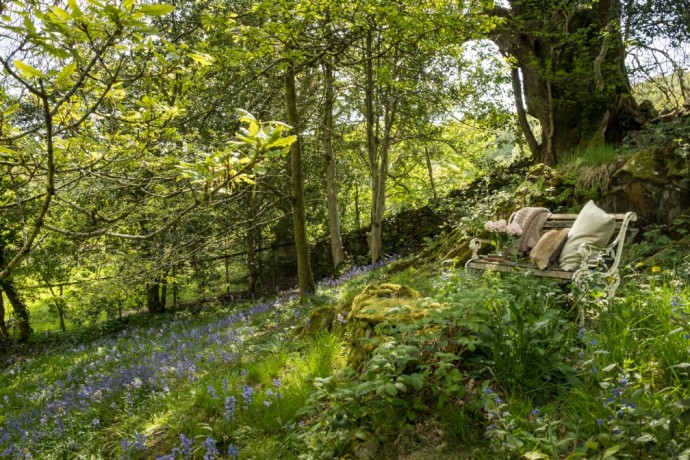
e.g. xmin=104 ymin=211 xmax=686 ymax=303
xmin=2 ymin=117 xmax=689 ymax=458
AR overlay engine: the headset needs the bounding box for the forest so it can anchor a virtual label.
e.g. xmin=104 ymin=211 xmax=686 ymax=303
xmin=1 ymin=0 xmax=689 ymax=458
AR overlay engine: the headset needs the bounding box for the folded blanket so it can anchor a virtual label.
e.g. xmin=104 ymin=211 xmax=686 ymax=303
xmin=512 ymin=207 xmax=551 ymax=253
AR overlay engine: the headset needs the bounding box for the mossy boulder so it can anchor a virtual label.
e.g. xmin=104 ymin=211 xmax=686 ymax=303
xmin=346 ymin=283 xmax=442 ymax=369
xmin=606 ymin=146 xmax=690 ymax=224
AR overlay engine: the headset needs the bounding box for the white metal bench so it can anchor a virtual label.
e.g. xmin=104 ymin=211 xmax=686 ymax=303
xmin=465 ymin=212 xmax=637 ymax=322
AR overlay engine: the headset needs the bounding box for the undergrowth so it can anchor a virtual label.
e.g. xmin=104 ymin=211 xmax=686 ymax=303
xmin=1 ymin=238 xmax=690 ymax=459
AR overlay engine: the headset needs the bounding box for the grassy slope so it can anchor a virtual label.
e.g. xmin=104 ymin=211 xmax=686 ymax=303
xmin=1 ymin=245 xmax=689 ymax=459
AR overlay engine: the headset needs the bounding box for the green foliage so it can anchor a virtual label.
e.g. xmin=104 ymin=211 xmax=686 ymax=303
xmin=479 ymin=274 xmax=576 ymax=401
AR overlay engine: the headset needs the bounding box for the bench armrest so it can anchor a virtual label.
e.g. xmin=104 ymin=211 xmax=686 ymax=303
xmin=468 ymin=238 xmax=491 ymax=260
xmin=576 ymin=211 xmax=637 ymax=272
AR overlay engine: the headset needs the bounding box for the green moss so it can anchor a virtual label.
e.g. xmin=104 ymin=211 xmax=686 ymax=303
xmin=346 ymin=283 xmax=442 ymax=369
xmin=619 ymin=149 xmax=666 ymax=183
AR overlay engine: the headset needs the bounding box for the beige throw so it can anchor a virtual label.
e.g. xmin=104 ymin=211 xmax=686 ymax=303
xmin=512 ymin=207 xmax=551 ymax=253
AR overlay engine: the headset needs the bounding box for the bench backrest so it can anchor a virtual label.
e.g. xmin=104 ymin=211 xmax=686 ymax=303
xmin=538 ymin=212 xmax=638 ymax=265
xmin=542 ymin=214 xmax=631 ymax=233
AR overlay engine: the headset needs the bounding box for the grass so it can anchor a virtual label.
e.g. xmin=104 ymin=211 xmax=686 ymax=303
xmin=1 ymin=250 xmax=689 ymax=459
xmin=558 ymin=144 xmax=626 ymax=168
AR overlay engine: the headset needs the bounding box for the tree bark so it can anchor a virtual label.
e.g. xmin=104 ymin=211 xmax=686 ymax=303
xmin=0 ymin=242 xmax=32 ymax=340
xmin=424 ymin=146 xmax=437 ymax=200
xmin=0 ymin=280 xmax=32 ymax=341
xmin=364 ymin=28 xmax=397 ymax=263
xmin=246 ymin=190 xmax=262 ymax=296
xmin=284 ymin=64 xmax=316 ymax=299
xmin=0 ymin=291 xmax=9 ymax=338
xmin=49 ymin=285 xmax=66 ymax=332
xmin=146 ymin=281 xmax=166 ymax=314
xmin=322 ymin=58 xmax=346 ymax=270
xmin=493 ymin=0 xmax=639 ymax=164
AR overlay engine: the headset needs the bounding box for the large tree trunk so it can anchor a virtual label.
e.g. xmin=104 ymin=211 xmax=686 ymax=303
xmin=493 ymin=0 xmax=639 ymax=165
xmin=284 ymin=64 xmax=316 ymax=299
xmin=322 ymin=58 xmax=346 ymax=270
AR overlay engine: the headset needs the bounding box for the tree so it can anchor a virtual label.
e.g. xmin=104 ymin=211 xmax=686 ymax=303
xmin=491 ymin=0 xmax=639 ymax=165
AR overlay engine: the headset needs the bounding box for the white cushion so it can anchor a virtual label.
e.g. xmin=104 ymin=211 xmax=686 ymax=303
xmin=559 ymin=201 xmax=615 ymax=271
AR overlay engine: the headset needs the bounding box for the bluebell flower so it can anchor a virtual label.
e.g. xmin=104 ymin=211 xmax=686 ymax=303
xmin=133 ymin=432 xmax=146 ymax=452
xmin=483 ymin=387 xmax=493 ymax=395
xmin=225 ymin=396 xmax=236 ymax=422
xmin=180 ymin=434 xmax=193 ymax=459
xmin=597 ymin=418 xmax=604 ymax=425
xmin=272 ymin=378 xmax=281 ymax=389
xmin=242 ymin=385 xmax=254 ymax=410
xmin=228 ymin=444 xmax=239 ymax=457
xmin=531 ymin=408 xmax=541 ymax=417
xmin=203 ymin=437 xmax=218 ymax=460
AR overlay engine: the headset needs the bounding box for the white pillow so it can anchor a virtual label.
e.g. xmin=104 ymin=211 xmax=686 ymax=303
xmin=559 ymin=201 xmax=615 ymax=271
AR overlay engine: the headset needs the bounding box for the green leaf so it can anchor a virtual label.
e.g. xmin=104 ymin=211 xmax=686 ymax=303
xmin=0 ymin=146 xmax=19 ymax=157
xmin=355 ymin=381 xmax=376 ymax=396
xmin=383 ymin=383 xmax=398 ymax=396
xmin=634 ymin=434 xmax=655 ymax=443
xmin=3 ymin=104 xmax=20 ymax=116
xmin=14 ymin=60 xmax=45 ymax=78
xmin=602 ymin=444 xmax=621 ymax=459
xmin=523 ymin=452 xmax=549 ymax=460
xmin=138 ymin=4 xmax=175 ymax=16
xmin=56 ymin=62 xmax=77 ymax=84
xmin=189 ymin=52 xmax=213 ymax=66
xmin=23 ymin=14 xmax=36 ymax=35
xmin=67 ymin=0 xmax=84 ymax=16
xmin=265 ymin=135 xmax=296 ymax=150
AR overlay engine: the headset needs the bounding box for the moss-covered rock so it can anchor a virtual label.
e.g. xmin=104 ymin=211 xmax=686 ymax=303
xmin=346 ymin=283 xmax=442 ymax=369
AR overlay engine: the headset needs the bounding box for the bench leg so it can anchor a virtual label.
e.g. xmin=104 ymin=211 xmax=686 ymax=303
xmin=572 ymin=268 xmax=621 ymax=327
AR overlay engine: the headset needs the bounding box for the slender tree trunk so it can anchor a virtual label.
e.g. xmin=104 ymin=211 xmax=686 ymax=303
xmin=510 ymin=67 xmax=541 ymax=159
xmin=363 ymin=29 xmax=383 ymax=263
xmin=172 ymin=265 xmax=179 ymax=308
xmin=354 ymin=184 xmax=361 ymax=229
xmin=284 ymin=64 xmax=316 ymax=299
xmin=322 ymin=58 xmax=345 ymax=270
xmin=246 ymin=190 xmax=262 ymax=296
xmin=364 ymin=28 xmax=397 ymax=263
xmin=0 ymin=292 xmax=9 ymax=338
xmin=49 ymin=286 xmax=66 ymax=332
xmin=424 ymin=146 xmax=437 ymax=200
xmin=160 ymin=275 xmax=168 ymax=309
